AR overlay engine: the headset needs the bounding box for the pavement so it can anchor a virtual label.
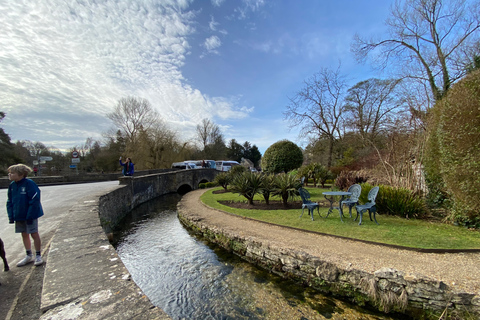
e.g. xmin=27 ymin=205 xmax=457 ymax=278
xmin=2 ymin=189 xmax=171 ymax=320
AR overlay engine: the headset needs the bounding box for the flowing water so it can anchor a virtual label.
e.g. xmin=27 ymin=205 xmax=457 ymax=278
xmin=113 ymin=194 xmax=407 ymax=320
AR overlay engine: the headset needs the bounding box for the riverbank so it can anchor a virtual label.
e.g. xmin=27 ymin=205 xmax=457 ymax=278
xmin=178 ymin=189 xmax=480 ymax=319
xmin=38 ymin=189 xmax=171 ymax=319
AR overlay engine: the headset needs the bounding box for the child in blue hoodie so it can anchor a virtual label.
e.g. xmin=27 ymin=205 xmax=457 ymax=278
xmin=6 ymin=164 xmax=44 ymax=267
xmin=119 ymin=156 xmax=135 ymax=176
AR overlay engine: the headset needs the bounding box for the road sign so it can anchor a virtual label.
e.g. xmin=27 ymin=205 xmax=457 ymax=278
xmin=33 ymin=160 xmax=39 ymax=165
xmin=72 ymin=151 xmax=79 ymax=158
xmin=69 ymin=165 xmax=77 ymax=169
xmin=72 ymin=158 xmax=80 ymax=164
xmin=40 ymin=160 xmax=46 ymax=164
xmin=39 ymin=156 xmax=53 ymax=161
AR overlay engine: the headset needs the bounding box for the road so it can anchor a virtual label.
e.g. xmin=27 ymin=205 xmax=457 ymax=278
xmin=0 ymin=181 xmax=120 ymax=320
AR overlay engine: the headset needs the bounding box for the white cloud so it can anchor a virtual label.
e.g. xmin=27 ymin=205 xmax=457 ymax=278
xmin=211 ymin=0 xmax=225 ymax=7
xmin=209 ymin=16 xmax=219 ymax=31
xmin=203 ymin=35 xmax=222 ymax=54
xmin=234 ymin=0 xmax=266 ymax=19
xmin=0 ymin=0 xmax=246 ymax=150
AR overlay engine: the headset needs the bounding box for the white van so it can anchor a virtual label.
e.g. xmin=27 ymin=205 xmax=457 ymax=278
xmin=215 ymin=160 xmax=240 ymax=172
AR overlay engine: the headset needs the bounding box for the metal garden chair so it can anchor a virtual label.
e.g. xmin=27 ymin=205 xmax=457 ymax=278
xmin=354 ymin=186 xmax=380 ymax=225
xmin=298 ymin=187 xmax=320 ymax=221
xmin=342 ymin=184 xmax=362 ymax=218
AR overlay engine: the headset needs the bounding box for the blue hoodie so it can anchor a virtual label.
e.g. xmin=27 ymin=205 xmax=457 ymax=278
xmin=7 ymin=178 xmax=44 ymax=222
xmin=119 ymin=160 xmax=134 ymax=176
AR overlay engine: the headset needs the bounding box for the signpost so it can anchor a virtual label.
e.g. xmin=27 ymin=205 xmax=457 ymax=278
xmin=72 ymin=151 xmax=79 ymax=175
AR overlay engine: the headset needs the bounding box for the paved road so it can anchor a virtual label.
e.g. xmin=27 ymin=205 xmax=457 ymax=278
xmin=0 ymin=181 xmax=120 ymax=319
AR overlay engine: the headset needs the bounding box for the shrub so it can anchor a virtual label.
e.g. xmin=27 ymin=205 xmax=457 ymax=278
xmin=434 ymin=69 xmax=480 ymax=226
xmin=359 ymin=183 xmax=429 ymax=219
xmin=228 ymin=165 xmax=247 ymax=178
xmin=311 ymin=163 xmax=332 ymax=188
xmin=261 ymin=140 xmax=304 ymax=174
xmin=214 ymin=172 xmax=231 ymax=191
xmin=230 ymin=172 xmax=264 ymax=205
xmin=205 ymin=182 xmax=216 ymax=188
xmin=335 ymin=170 xmax=369 ymax=190
xmin=297 ymin=165 xmax=311 ymax=186
xmin=260 ymin=174 xmax=276 ymax=205
xmin=273 ymin=173 xmax=302 ymax=207
xmin=199 ymin=183 xmax=206 ymax=189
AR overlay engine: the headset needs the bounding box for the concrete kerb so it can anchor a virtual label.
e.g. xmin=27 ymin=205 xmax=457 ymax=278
xmin=39 ymin=187 xmax=171 ymax=319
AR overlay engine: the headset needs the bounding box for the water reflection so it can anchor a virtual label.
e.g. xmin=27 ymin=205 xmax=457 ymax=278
xmin=114 ymin=194 xmax=405 ymax=320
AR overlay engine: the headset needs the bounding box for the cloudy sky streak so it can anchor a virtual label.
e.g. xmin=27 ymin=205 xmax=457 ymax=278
xmin=1 ymin=0 xmax=392 ymax=153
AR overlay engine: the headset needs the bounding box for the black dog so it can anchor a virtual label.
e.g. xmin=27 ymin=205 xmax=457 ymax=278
xmin=0 ymin=237 xmax=9 ymax=272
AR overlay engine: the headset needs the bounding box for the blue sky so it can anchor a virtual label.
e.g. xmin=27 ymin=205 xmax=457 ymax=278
xmin=0 ymin=0 xmax=393 ymax=154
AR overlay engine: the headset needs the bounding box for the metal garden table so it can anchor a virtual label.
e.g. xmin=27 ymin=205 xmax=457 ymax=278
xmin=322 ymin=191 xmax=352 ymax=222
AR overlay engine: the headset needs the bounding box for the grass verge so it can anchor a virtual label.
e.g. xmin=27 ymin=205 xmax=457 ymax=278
xmin=200 ymin=187 xmax=480 ymax=250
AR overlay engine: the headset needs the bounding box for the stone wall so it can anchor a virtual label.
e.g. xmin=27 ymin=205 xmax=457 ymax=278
xmin=0 ymin=168 xmax=177 ymax=189
xmin=178 ymin=214 xmax=480 ymax=320
xmin=98 ymin=169 xmax=218 ymax=233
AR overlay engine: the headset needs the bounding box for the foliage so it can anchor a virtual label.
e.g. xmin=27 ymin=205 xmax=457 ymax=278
xmin=272 ymin=173 xmax=302 ymax=207
xmin=243 ymin=143 xmax=262 ymax=167
xmin=432 ymin=69 xmax=480 ymax=227
xmin=226 ymin=139 xmax=262 ymax=167
xmin=359 ymin=183 xmax=429 ymax=219
xmin=0 ymin=112 xmax=21 ymax=174
xmin=261 ymin=140 xmax=304 ymax=174
xmin=230 ymin=171 xmax=265 ymax=205
xmin=335 ymin=170 xmax=369 ymax=191
xmin=201 ymin=187 xmax=480 ymax=250
xmin=214 ymin=172 xmax=231 ymax=191
xmin=260 ymin=174 xmax=276 ymax=205
xmin=424 ymin=107 xmax=448 ymax=208
xmin=199 ymin=183 xmax=206 ymax=189
xmin=205 ymin=182 xmax=216 ymax=188
xmin=311 ymin=163 xmax=332 ymax=188
xmin=296 ymin=165 xmax=311 ymax=186
xmin=227 ymin=165 xmax=247 ymax=178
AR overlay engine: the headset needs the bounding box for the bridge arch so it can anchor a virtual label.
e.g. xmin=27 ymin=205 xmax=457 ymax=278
xmin=119 ymin=168 xmax=219 ymax=209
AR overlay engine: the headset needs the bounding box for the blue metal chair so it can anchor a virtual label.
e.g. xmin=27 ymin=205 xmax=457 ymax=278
xmin=354 ymin=186 xmax=380 ymax=225
xmin=342 ymin=184 xmax=362 ymax=218
xmin=298 ymin=188 xmax=320 ymax=221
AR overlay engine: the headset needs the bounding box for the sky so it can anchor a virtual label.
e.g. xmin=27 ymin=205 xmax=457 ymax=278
xmin=0 ymin=0 xmax=393 ymax=154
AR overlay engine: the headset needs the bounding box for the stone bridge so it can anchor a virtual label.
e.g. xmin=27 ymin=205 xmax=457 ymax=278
xmin=99 ymin=168 xmax=219 ymax=232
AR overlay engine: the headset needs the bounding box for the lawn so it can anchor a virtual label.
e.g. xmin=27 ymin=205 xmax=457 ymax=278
xmin=200 ymin=187 xmax=480 ymax=250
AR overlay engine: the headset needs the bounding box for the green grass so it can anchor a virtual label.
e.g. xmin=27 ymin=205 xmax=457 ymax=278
xmin=200 ymin=187 xmax=480 ymax=250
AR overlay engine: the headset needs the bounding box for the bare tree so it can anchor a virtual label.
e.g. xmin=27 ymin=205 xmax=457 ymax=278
xmin=107 ymin=96 xmax=160 ymax=144
xmin=195 ymin=118 xmax=222 ymax=150
xmin=353 ymin=0 xmax=480 ymax=102
xmin=344 ymin=78 xmax=403 ymax=142
xmin=284 ymin=67 xmax=347 ymax=167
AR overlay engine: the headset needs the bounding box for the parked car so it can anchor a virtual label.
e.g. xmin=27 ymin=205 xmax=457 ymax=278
xmin=171 ymin=160 xmax=217 ymax=170
xmin=171 ymin=162 xmax=196 ymax=169
xmin=215 ymin=160 xmax=240 ymax=172
xmin=184 ymin=160 xmax=217 ymax=169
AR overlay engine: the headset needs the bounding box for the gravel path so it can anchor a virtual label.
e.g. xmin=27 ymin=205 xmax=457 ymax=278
xmin=179 ymin=189 xmax=480 ymax=294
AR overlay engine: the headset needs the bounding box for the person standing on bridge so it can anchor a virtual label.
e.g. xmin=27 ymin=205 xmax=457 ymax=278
xmin=6 ymin=164 xmax=44 ymax=267
xmin=119 ymin=156 xmax=135 ymax=176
